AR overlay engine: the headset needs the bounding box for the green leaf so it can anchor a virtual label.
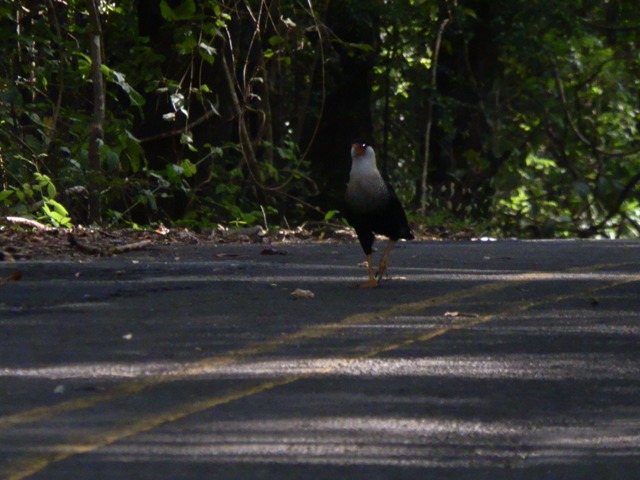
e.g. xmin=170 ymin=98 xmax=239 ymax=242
xmin=0 ymin=190 xmax=14 ymax=202
xmin=462 ymin=8 xmax=478 ymax=19
xmin=198 ymin=42 xmax=216 ymax=64
xmin=159 ymin=0 xmax=173 ymax=20
xmin=166 ymin=163 xmax=182 ymax=182
xmin=160 ymin=0 xmax=196 ymax=21
xmin=268 ymin=35 xmax=284 ymax=47
xmin=179 ymin=159 xmax=197 ymax=178
xmin=34 ymin=172 xmax=49 ymax=188
xmin=99 ymin=144 xmax=120 ymax=171
xmin=176 ymin=31 xmax=198 ymax=54
xmin=142 ymin=189 xmax=157 ymax=211
xmin=107 ymin=69 xmax=145 ymax=106
xmin=47 ymin=181 xmax=57 ymax=199
xmin=323 ymin=210 xmax=338 ymax=222
xmin=121 ymin=130 xmax=145 ymax=174
xmin=173 ymin=0 xmax=196 ymax=19
xmin=45 ymin=199 xmax=69 ymax=216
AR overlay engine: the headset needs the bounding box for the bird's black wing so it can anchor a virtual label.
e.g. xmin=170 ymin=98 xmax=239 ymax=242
xmin=384 ymin=182 xmax=414 ymax=240
xmin=343 ymin=196 xmax=376 ymax=255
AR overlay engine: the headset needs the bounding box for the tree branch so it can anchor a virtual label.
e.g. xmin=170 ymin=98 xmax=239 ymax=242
xmin=589 ymin=171 xmax=640 ymax=234
xmin=138 ymin=108 xmax=220 ymax=144
xmin=221 ymin=51 xmax=268 ymax=205
xmin=44 ymin=0 xmax=65 ymax=152
xmin=420 ymin=15 xmax=450 ymax=216
xmin=581 ymin=20 xmax=640 ymax=32
xmin=554 ymin=67 xmax=640 ymax=158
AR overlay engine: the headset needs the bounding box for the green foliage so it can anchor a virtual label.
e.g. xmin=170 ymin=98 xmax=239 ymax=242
xmin=368 ymin=0 xmax=640 ymax=238
xmin=2 ymin=0 xmax=640 ymax=237
xmin=481 ymin=0 xmax=640 ymax=238
xmin=0 ymin=172 xmax=72 ymax=227
xmin=0 ymin=0 xmax=317 ymax=229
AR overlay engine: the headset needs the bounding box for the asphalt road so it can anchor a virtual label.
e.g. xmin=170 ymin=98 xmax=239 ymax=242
xmin=1 ymin=239 xmax=640 ymax=479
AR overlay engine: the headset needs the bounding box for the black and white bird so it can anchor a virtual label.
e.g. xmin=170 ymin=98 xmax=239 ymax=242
xmin=344 ymin=142 xmax=414 ymax=288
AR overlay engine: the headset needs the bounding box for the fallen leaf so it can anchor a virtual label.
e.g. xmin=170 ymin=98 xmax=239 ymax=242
xmin=155 ymin=223 xmax=170 ymax=235
xmin=73 ymin=384 xmax=105 ymax=392
xmin=444 ymin=311 xmax=477 ymax=318
xmin=290 ymin=288 xmax=315 ymax=299
xmin=261 ymin=247 xmax=288 ymax=255
xmin=0 ymin=272 xmax=22 ymax=285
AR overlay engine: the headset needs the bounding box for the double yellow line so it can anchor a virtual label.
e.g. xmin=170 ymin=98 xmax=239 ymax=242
xmin=2 ymin=262 xmax=639 ymax=479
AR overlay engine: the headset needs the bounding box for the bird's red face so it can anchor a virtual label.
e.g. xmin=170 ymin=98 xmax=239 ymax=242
xmin=351 ymin=143 xmax=367 ymax=157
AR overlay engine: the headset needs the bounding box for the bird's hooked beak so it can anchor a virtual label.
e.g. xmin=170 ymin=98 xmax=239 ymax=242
xmin=351 ymin=143 xmax=367 ymax=157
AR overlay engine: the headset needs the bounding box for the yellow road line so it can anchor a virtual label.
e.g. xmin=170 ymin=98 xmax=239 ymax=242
xmin=1 ymin=263 xmax=636 ymax=432
xmin=0 ymin=277 xmax=513 ymax=431
xmin=2 ymin=375 xmax=304 ymax=480
xmin=2 ymin=263 xmax=640 ymax=479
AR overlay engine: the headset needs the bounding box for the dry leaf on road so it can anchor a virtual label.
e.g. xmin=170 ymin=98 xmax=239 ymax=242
xmin=290 ymin=288 xmax=315 ymax=299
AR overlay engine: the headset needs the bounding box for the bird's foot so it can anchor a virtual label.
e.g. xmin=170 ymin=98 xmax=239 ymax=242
xmin=375 ymin=265 xmax=389 ymax=282
xmin=360 ymin=277 xmax=379 ymax=288
xmin=375 ymin=269 xmax=388 ymax=282
xmin=376 ymin=258 xmax=389 ymax=282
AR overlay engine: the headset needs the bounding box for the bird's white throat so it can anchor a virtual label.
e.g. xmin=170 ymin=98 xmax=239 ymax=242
xmin=346 ymin=146 xmax=389 ymax=213
xmin=349 ymin=146 xmax=379 ymax=177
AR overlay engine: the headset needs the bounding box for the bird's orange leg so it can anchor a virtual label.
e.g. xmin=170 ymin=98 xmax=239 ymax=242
xmin=360 ymin=254 xmax=379 ymax=288
xmin=376 ymin=239 xmax=396 ymax=281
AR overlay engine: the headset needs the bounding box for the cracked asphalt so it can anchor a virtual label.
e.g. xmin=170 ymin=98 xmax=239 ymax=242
xmin=1 ymin=239 xmax=640 ymax=479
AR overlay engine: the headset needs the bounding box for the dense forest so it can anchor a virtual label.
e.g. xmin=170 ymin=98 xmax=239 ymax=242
xmin=1 ymin=0 xmax=639 ymax=238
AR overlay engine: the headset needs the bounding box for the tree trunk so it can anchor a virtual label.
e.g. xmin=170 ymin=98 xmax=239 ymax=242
xmin=86 ymin=0 xmax=105 ymax=224
xmin=303 ymin=0 xmax=378 ymax=213
xmin=431 ymin=0 xmax=503 ymax=218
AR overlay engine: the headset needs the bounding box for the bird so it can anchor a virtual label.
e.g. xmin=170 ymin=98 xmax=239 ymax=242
xmin=343 ymin=141 xmax=414 ymax=288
